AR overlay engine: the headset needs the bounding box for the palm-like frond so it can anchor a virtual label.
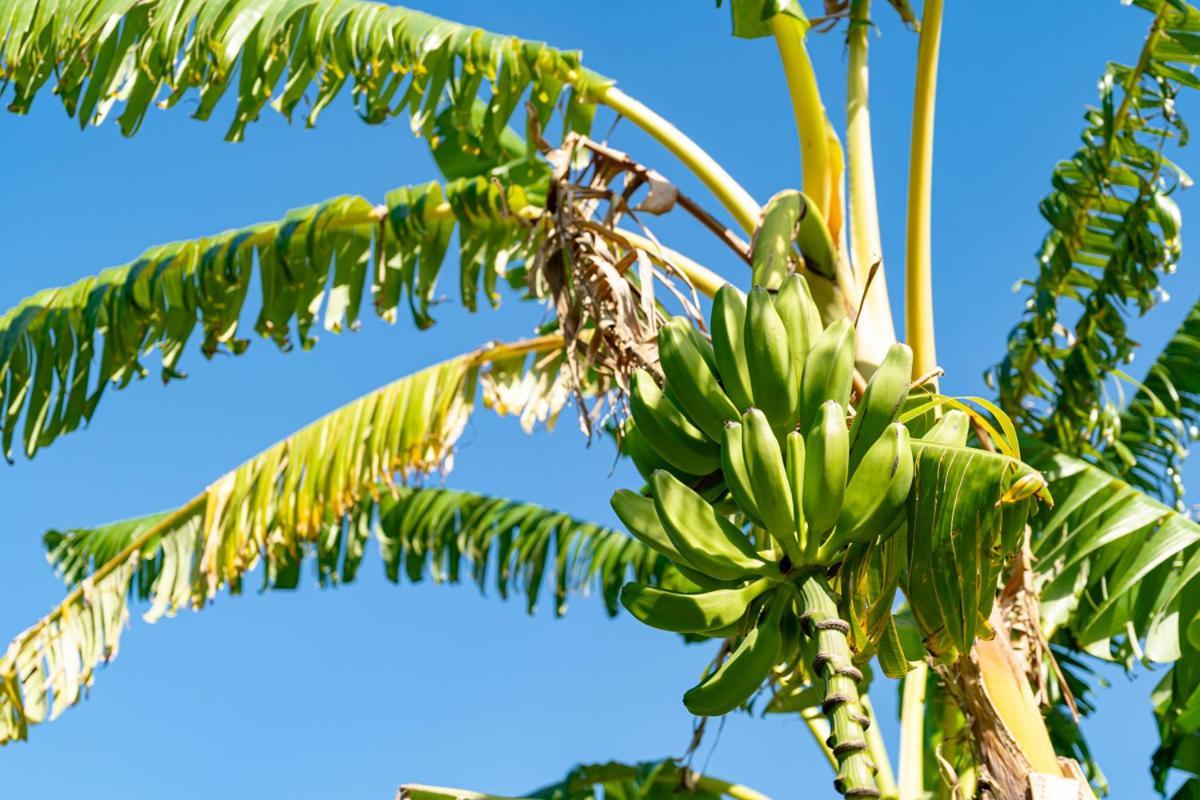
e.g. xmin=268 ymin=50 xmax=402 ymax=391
xmin=1029 ymin=443 xmax=1200 ymax=661
xmin=1022 ymin=441 xmax=1200 ymax=794
xmin=402 ymin=759 xmax=771 ymax=800
xmin=0 ymin=338 xmax=587 ymax=743
xmin=44 ymin=484 xmax=661 ymax=621
xmin=1104 ymin=294 xmax=1200 ymax=507
xmin=993 ymin=0 xmax=1197 ymax=455
xmin=0 ymin=172 xmax=542 ymax=461
xmin=0 ymin=0 xmax=610 ymax=143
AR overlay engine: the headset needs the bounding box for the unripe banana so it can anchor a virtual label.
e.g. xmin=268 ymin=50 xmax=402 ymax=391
xmin=750 ymin=191 xmax=804 ymax=290
xmin=822 ymin=423 xmax=913 ymax=558
xmin=657 ymin=318 xmax=739 ymax=441
xmin=629 ymin=370 xmax=719 ymax=476
xmin=803 ymin=400 xmax=849 ymax=543
xmin=795 ymin=196 xmax=837 ymax=280
xmin=683 ymin=591 xmax=786 ymax=716
xmin=847 ymin=342 xmax=913 ymax=475
xmin=773 ymin=272 xmax=823 ymax=378
xmin=710 ymin=286 xmax=755 ymax=411
xmin=741 ymin=409 xmax=801 ymax=561
xmin=745 ymin=287 xmax=799 ymax=432
xmin=651 ymin=470 xmax=769 ymax=580
xmin=921 ymin=408 xmax=970 ymax=447
xmin=610 ymin=490 xmax=728 ymax=589
xmin=620 ymin=578 xmax=772 ymax=634
xmin=720 ymin=421 xmax=766 ymax=529
xmin=785 ymin=430 xmax=807 ymax=556
xmin=619 ymin=423 xmax=671 ymax=482
xmin=798 ymin=318 xmax=856 ymax=431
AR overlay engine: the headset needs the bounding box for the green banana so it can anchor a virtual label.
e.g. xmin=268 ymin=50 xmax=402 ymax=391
xmin=620 ymin=578 xmax=772 ymax=634
xmin=629 ymin=370 xmax=720 ymax=476
xmin=795 ymin=196 xmax=838 ymax=280
xmin=822 ymin=422 xmax=913 ymax=558
xmin=847 ymin=342 xmax=913 ymax=475
xmin=610 ymin=489 xmax=728 ymax=589
xmin=798 ymin=318 xmax=856 ymax=431
xmin=683 ymin=590 xmax=786 ymax=716
xmin=773 ymin=272 xmax=823 ymax=379
xmin=744 ymin=287 xmax=799 ymax=432
xmin=748 ymin=190 xmax=837 ymax=285
xmin=921 ymin=408 xmax=970 ymax=447
xmin=720 ymin=421 xmax=766 ymax=529
xmin=657 ymin=318 xmax=739 ymax=441
xmin=710 ymin=285 xmax=755 ymax=411
xmin=619 ymin=422 xmax=673 ymax=482
xmin=740 ymin=408 xmax=800 ymax=561
xmin=803 ymin=400 xmax=849 ymax=543
xmin=651 ymin=470 xmax=769 ymax=580
xmin=784 ymin=430 xmax=807 ymax=557
xmin=750 ymin=191 xmax=803 ymax=290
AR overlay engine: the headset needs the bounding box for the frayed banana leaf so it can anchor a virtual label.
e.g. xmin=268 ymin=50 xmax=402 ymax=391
xmin=1028 ymin=443 xmax=1200 ymax=662
xmin=0 ymin=173 xmax=544 ymax=462
xmin=22 ymin=484 xmax=660 ymax=747
xmin=0 ymin=0 xmax=610 ymax=143
xmin=400 ymin=758 xmax=768 ymax=800
xmin=3 ymin=343 xmax=584 ymax=743
xmin=1104 ymin=294 xmax=1200 ymax=509
xmin=993 ymin=0 xmax=1197 ymax=456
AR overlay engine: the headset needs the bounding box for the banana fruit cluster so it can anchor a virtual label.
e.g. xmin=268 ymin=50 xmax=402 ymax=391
xmin=613 ymin=272 xmax=918 ymax=799
xmin=622 ymin=275 xmax=915 ymax=574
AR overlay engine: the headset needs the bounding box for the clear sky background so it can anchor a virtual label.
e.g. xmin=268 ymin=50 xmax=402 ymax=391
xmin=2 ymin=2 xmax=1198 ymax=798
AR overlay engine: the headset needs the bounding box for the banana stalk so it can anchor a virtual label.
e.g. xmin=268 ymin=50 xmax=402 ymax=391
xmin=600 ymin=87 xmax=760 ymax=234
xmin=896 ymin=662 xmax=927 ymax=800
xmin=798 ymin=576 xmax=880 ymax=798
xmin=904 ymin=0 xmax=944 ymax=382
xmin=846 ymin=0 xmax=898 ymax=368
xmin=769 ymin=14 xmax=834 ymax=225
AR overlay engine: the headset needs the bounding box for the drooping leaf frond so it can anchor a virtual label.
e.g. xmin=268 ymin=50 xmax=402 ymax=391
xmin=0 ymin=173 xmax=543 ymax=461
xmin=1021 ymin=446 xmax=1200 ymax=795
xmin=0 ymin=0 xmax=611 ymax=143
xmin=45 ymin=484 xmax=660 ymax=621
xmin=401 ymin=759 xmax=771 ymax=800
xmin=1104 ymin=294 xmax=1200 ymax=508
xmin=15 ymin=483 xmax=659 ymax=746
xmin=1028 ymin=443 xmax=1200 ymax=663
xmin=993 ymin=0 xmax=1196 ymax=455
xmin=0 ymin=339 xmax=589 ymax=743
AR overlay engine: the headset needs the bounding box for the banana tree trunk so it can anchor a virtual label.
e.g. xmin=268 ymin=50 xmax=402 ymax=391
xmin=951 ymin=609 xmax=1096 ymax=799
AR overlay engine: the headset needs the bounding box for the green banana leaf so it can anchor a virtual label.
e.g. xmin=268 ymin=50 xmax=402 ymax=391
xmin=993 ymin=0 xmax=1196 ymax=458
xmin=903 ymin=439 xmax=1048 ymax=661
xmin=0 ymin=0 xmax=610 ymax=143
xmin=0 ymin=171 xmax=544 ymax=461
xmin=2 ymin=346 xmax=595 ymax=743
xmin=1105 ymin=294 xmax=1200 ymax=509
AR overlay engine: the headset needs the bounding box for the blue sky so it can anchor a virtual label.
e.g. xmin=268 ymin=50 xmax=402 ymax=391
xmin=1 ymin=2 xmax=1197 ymax=797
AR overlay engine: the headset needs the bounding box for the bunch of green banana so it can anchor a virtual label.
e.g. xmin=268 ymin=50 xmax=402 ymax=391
xmin=614 ymin=267 xmax=924 ymax=800
xmin=629 ymin=272 xmax=917 ymax=568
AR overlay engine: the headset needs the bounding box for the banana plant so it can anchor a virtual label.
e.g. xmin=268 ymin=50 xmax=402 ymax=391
xmin=2 ymin=0 xmax=1200 ymax=798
